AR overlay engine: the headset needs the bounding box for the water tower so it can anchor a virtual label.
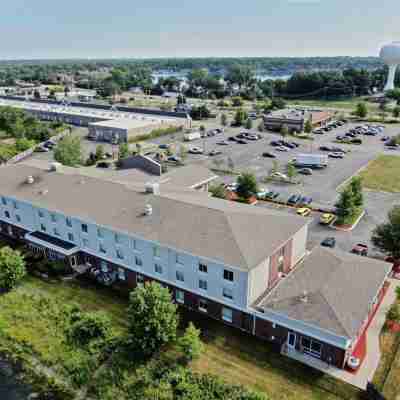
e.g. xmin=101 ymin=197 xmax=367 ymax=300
xmin=380 ymin=42 xmax=400 ymax=91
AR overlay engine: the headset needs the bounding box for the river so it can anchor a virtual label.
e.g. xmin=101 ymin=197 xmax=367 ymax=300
xmin=0 ymin=360 xmax=33 ymax=400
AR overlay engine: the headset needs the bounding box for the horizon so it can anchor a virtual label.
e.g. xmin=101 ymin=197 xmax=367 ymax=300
xmin=1 ymin=0 xmax=398 ymax=59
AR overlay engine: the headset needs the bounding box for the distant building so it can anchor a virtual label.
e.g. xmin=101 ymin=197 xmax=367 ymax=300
xmin=264 ymin=109 xmax=333 ymax=133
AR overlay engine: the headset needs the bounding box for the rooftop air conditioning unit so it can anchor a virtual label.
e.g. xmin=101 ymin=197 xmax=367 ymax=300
xmin=145 ymin=182 xmax=160 ymax=195
xmin=144 ymin=204 xmax=153 ymax=216
xmin=49 ymin=162 xmax=62 ymax=172
xmin=26 ymin=175 xmax=35 ymax=184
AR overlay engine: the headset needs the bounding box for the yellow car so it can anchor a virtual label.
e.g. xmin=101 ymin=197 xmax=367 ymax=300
xmin=297 ymin=208 xmax=311 ymax=217
xmin=320 ymin=213 xmax=335 ymax=225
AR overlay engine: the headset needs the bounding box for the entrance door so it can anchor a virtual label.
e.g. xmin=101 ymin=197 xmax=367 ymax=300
xmin=287 ymin=332 xmax=297 ymax=349
xmin=70 ymin=256 xmax=77 ymax=268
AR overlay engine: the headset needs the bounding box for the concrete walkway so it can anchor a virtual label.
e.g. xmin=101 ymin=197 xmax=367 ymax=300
xmin=286 ymin=279 xmax=399 ymax=389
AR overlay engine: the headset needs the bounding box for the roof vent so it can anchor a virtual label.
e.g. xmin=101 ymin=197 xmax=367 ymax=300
xmin=300 ymin=290 xmax=309 ymax=303
xmin=26 ymin=175 xmax=35 ymax=184
xmin=144 ymin=204 xmax=153 ymax=216
xmin=145 ymin=182 xmax=160 ymax=195
xmin=39 ymin=189 xmax=48 ymax=196
xmin=49 ymin=162 xmax=62 ymax=172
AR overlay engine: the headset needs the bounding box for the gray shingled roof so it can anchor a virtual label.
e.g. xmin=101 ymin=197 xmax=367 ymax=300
xmin=0 ymin=165 xmax=307 ymax=271
xmin=258 ymin=246 xmax=391 ymax=338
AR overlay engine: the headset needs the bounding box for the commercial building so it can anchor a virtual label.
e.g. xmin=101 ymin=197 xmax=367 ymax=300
xmin=0 ymin=98 xmax=184 ymax=142
xmin=264 ymin=109 xmax=333 ymax=133
xmin=87 ymin=117 xmax=180 ymax=143
xmin=0 ymin=164 xmax=391 ymax=374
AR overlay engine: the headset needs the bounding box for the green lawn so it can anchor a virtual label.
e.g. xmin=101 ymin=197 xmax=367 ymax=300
xmin=288 ymin=98 xmax=379 ymax=113
xmin=359 ymin=155 xmax=400 ymax=193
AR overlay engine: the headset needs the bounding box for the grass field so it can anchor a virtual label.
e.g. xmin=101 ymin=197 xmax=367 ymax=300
xmin=359 ymin=155 xmax=400 ymax=193
xmin=288 ymin=98 xmax=380 ymax=113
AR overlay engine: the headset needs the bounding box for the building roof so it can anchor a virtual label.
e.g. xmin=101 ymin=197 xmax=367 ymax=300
xmin=89 ymin=117 xmax=164 ymax=130
xmin=0 ymin=164 xmax=307 ymax=271
xmin=257 ymin=246 xmax=391 ymax=339
xmin=264 ymin=108 xmax=332 ymax=123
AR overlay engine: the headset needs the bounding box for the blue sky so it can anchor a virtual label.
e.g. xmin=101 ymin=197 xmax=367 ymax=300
xmin=1 ymin=0 xmax=399 ymax=59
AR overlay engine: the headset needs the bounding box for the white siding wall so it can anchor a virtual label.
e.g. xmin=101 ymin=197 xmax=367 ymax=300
xmin=291 ymin=224 xmax=308 ymax=266
xmin=247 ymin=257 xmax=269 ymax=306
xmin=0 ymin=195 xmax=249 ymax=309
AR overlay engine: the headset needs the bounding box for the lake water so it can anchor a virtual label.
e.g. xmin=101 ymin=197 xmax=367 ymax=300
xmin=0 ymin=361 xmax=32 ymax=400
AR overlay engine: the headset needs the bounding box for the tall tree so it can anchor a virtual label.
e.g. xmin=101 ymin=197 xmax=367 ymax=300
xmin=127 ymin=282 xmax=179 ymax=357
xmin=236 ymin=172 xmax=258 ymax=200
xmin=350 ymin=177 xmax=364 ymax=208
xmin=177 ymin=322 xmax=203 ymax=363
xmin=0 ymin=247 xmax=26 ymax=291
xmin=54 ymin=136 xmax=82 ymax=167
xmin=372 ymin=206 xmax=400 ymax=260
xmin=354 ymin=102 xmax=368 ymax=118
xmin=335 ymin=186 xmax=356 ymax=224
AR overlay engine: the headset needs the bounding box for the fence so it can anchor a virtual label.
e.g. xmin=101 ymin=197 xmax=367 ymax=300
xmin=5 ymin=130 xmax=69 ymax=165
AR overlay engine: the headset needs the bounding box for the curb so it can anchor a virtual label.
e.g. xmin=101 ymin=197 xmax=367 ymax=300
xmin=332 ymin=210 xmax=366 ymax=232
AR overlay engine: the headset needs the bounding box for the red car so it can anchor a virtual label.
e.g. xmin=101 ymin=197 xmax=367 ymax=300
xmin=352 ymin=243 xmax=368 ymax=256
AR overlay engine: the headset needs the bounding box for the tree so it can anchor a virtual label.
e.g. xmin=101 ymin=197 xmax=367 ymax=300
xmin=393 ymin=106 xmax=400 ymax=118
xmin=54 ymin=136 xmax=82 ymax=167
xmin=95 ymin=144 xmax=105 ymax=161
xmin=118 ymin=143 xmax=130 ymax=160
xmin=236 ymin=172 xmax=258 ymax=200
xmin=304 ymin=118 xmax=313 ymax=134
xmin=354 ymin=102 xmax=368 ymax=118
xmin=127 ymin=282 xmax=179 ymax=357
xmin=350 ymin=176 xmax=363 ymax=208
xmin=209 ymin=184 xmax=226 ymax=199
xmin=233 ymin=108 xmax=248 ymax=127
xmin=335 ymin=186 xmax=356 ymax=224
xmin=177 ymin=322 xmax=203 ymax=363
xmin=387 ymin=304 xmax=400 ymax=322
xmin=220 ymin=113 xmax=228 ymax=126
xmin=280 ymin=124 xmax=289 ymax=138
xmin=286 ymin=163 xmax=298 ymax=182
xmin=178 ymin=144 xmax=188 ymax=164
xmin=386 ymin=88 xmax=400 ymax=105
xmin=245 ymin=118 xmax=253 ymax=130
xmin=0 ymin=247 xmax=26 ymax=291
xmin=15 ymin=137 xmax=35 ymax=152
xmin=372 ymin=205 xmax=400 ymax=260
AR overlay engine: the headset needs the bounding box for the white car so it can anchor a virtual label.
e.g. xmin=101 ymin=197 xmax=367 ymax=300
xmin=226 ymin=182 xmax=239 ymax=192
xmin=189 ymin=146 xmax=204 ymax=154
xmin=271 ymin=172 xmax=289 ymax=181
xmin=276 ymin=146 xmax=289 ymax=152
xmin=257 ymin=188 xmax=269 ymax=199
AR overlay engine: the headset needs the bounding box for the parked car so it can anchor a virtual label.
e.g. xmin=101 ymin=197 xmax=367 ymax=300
xmin=265 ymin=191 xmax=280 ymax=200
xmin=248 ymin=112 xmax=258 ymax=119
xmin=287 ymin=194 xmax=301 ymax=206
xmin=217 ymin=140 xmax=229 ymax=146
xmin=97 ymin=161 xmax=112 ymax=169
xmin=189 ymin=147 xmax=204 ymax=154
xmin=299 ymin=168 xmax=313 ymax=175
xmin=237 ymin=139 xmax=248 ymax=144
xmin=321 ymin=237 xmax=336 ymax=248
xmin=35 ymin=145 xmax=50 ymax=152
xmin=351 ymin=243 xmax=368 ymax=256
xmin=299 ymin=196 xmax=312 ymax=206
xmin=257 ymin=188 xmax=269 ymax=199
xmin=381 ymin=136 xmax=390 ymax=142
xmin=262 ymin=151 xmax=276 ymax=158
xmin=320 ymin=213 xmax=335 ymax=225
xmin=271 ymin=172 xmax=289 ymax=181
xmin=246 ymin=135 xmax=259 ymax=141
xmin=226 ymin=182 xmax=238 ymax=192
xmin=297 ymin=207 xmax=311 ymax=217
xmin=276 ymin=146 xmax=288 ymax=152
xmin=228 ymin=136 xmax=237 ymax=142
xmin=351 ymin=138 xmax=363 ymax=145
xmin=215 ymin=128 xmax=224 ymax=134
xmin=159 ymin=143 xmax=172 ymax=149
xmin=270 ymin=140 xmax=281 ymax=146
xmin=329 ymin=152 xmax=345 ymax=159
xmin=319 ymin=145 xmax=332 ymax=152
xmin=209 ymin=149 xmax=222 ymax=156
xmin=167 ymin=156 xmax=181 ymax=163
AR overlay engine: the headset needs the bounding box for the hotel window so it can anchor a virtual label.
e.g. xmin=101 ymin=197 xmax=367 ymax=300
xmin=116 ymin=248 xmax=124 ymax=260
xmin=4 ymin=211 xmax=10 ymax=219
xmin=199 ymin=299 xmax=208 ymax=313
xmin=137 ymin=274 xmax=144 ymax=285
xmin=97 ymin=228 xmax=104 ymax=239
xmin=153 ymin=246 xmax=160 ymax=258
xmin=82 ymin=238 xmax=89 ymax=248
xmin=222 ymin=307 xmax=233 ymax=323
xmin=223 ymin=269 xmax=234 ymax=282
xmin=135 ymin=256 xmax=143 ymax=267
xmin=223 ymin=288 xmax=233 ymax=300
xmin=81 ymin=223 xmax=88 ymax=233
xmin=15 ymin=214 xmax=21 ymax=222
xmin=118 ymin=268 xmax=126 ymax=281
xmin=115 ymin=233 xmax=121 ymax=244
xmin=38 ymin=210 xmax=44 ymax=218
xmin=100 ymin=260 xmax=108 ymax=272
xmin=66 ymin=217 xmax=72 ymax=228
xmin=199 ymin=279 xmax=208 ymax=291
xmin=51 ymin=214 xmax=57 ymax=223
xmin=176 ymin=270 xmax=184 ymax=282
xmin=176 ymin=253 xmax=184 ymax=265
xmin=176 ymin=290 xmax=184 ymax=304
xmin=1 ymin=197 xmax=6 ymax=206
xmin=199 ymin=263 xmax=208 ymax=273
xmin=68 ymin=233 xmax=74 ymax=242
xmin=53 ymin=227 xmax=60 ymax=236
xmin=40 ymin=224 xmax=46 ymax=232
xmin=99 ymin=243 xmax=107 ymax=254
xmin=155 ymin=264 xmax=163 ymax=274
xmin=132 ymin=239 xmax=139 ymax=251
xmin=12 ymin=200 xmax=18 ymax=209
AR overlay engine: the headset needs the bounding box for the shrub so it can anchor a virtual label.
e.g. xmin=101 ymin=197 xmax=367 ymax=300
xmin=177 ymin=322 xmax=203 ymax=363
xmin=387 ymin=304 xmax=400 ymax=322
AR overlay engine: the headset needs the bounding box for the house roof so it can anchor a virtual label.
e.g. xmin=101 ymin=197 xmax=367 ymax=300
xmin=257 ymin=246 xmax=391 ymax=339
xmin=0 ymin=165 xmax=308 ymax=271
